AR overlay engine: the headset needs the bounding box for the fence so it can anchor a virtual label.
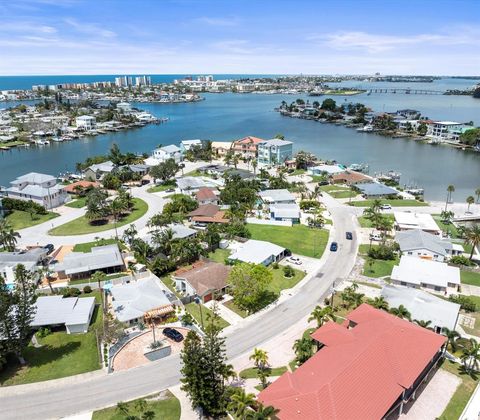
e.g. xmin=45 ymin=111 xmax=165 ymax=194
xmin=246 ymin=217 xmax=292 ymax=227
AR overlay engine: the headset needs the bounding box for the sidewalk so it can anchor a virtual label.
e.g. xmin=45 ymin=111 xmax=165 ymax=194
xmin=169 ymin=384 xmax=201 ymax=420
xmin=206 ymin=298 xmax=244 ymax=326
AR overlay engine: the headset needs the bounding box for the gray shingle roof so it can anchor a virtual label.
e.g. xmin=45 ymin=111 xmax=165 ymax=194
xmin=11 ymin=172 xmax=56 ymax=185
xmin=358 ymin=182 xmax=399 ymax=196
xmin=395 ymin=230 xmax=451 ymax=257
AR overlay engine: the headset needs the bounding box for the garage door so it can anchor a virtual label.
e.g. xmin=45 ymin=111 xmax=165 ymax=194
xmin=203 ymin=293 xmax=212 ymax=303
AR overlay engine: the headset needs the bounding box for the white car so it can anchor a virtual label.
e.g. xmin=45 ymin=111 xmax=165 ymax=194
xmin=380 ymin=204 xmax=392 ymax=210
xmin=369 ymin=233 xmax=383 ymax=241
xmin=287 ymin=256 xmax=302 ymax=265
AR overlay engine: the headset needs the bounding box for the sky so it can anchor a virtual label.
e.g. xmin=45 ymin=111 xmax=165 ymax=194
xmin=0 ymin=0 xmax=479 ymax=76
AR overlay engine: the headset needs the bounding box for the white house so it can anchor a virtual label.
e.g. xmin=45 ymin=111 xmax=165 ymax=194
xmin=269 ymin=203 xmax=301 ymax=223
xmin=308 ymin=164 xmax=345 ymax=176
xmin=390 ymin=256 xmax=460 ymax=293
xmin=429 ymin=121 xmax=469 ymax=143
xmin=145 ymin=145 xmax=182 ymax=165
xmin=6 ymin=172 xmax=68 ymax=209
xmin=257 ymin=139 xmax=293 ymax=166
xmin=116 ymin=102 xmax=132 ymax=113
xmin=180 ymin=139 xmax=202 ymax=152
xmin=75 ymin=115 xmax=96 ymax=131
xmin=394 ymin=212 xmax=442 ymax=236
xmin=0 ymin=248 xmax=46 ymax=290
xmin=229 ymin=240 xmax=287 ymax=266
xmin=259 ymin=189 xmax=296 ymax=204
xmin=395 ymin=230 xmax=463 ymax=262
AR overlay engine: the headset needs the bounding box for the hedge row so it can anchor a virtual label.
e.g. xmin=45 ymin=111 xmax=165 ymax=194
xmin=2 ymin=197 xmax=48 ymax=215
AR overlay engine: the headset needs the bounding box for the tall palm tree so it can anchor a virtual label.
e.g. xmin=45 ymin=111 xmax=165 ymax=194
xmin=367 ymin=296 xmax=389 ymax=311
xmin=109 ymin=197 xmax=127 ymax=240
xmin=476 ymin=187 xmax=480 ymax=204
xmin=442 ymin=327 xmax=461 ymax=353
xmin=445 ymin=185 xmax=455 ymax=211
xmin=228 ymin=388 xmax=256 ymax=419
xmin=466 ymin=195 xmax=475 ymax=213
xmin=0 ymin=219 xmax=21 ymax=252
xmin=252 ymin=158 xmax=258 ymax=177
xmin=308 ymin=305 xmax=336 ymax=328
xmin=461 ymin=339 xmax=480 ymax=373
xmin=122 ymin=224 xmax=137 ymax=246
xmin=293 ymin=337 xmax=314 ymax=365
xmin=250 ymin=348 xmax=270 ymax=388
xmin=390 ymin=305 xmax=411 ymax=320
xmin=465 ymin=225 xmax=480 ymax=260
xmin=232 ymin=154 xmax=240 ymax=169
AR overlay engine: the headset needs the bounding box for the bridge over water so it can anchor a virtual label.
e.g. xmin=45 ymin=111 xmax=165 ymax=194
xmin=364 ymin=88 xmax=445 ymax=95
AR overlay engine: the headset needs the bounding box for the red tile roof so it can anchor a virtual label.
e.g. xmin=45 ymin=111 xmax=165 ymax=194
xmin=62 ymin=180 xmax=99 ymax=193
xmin=234 ymin=136 xmax=265 ymax=145
xmin=258 ymin=304 xmax=445 ymax=420
xmin=195 ymin=187 xmax=217 ymax=201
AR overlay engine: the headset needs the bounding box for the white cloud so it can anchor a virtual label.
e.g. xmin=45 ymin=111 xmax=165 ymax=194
xmin=64 ymin=18 xmax=116 ymax=38
xmin=196 ymin=16 xmax=239 ymax=27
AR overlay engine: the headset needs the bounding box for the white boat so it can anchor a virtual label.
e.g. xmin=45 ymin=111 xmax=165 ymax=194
xmin=357 ymin=125 xmax=374 ymax=132
xmin=52 ymin=137 xmax=64 ymax=142
xmin=34 ymin=139 xmax=50 ymax=145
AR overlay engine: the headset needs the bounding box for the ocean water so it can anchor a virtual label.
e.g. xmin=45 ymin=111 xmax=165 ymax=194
xmin=0 ymin=77 xmax=479 ymax=201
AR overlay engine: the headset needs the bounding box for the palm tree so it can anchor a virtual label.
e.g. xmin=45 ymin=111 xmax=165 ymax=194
xmin=445 ymin=185 xmax=455 ymax=211
xmin=390 ymin=305 xmax=411 ymax=320
xmin=91 ymin=271 xmax=107 ymax=314
xmin=466 ymin=195 xmax=475 ymax=213
xmin=476 ymin=188 xmax=480 ymax=204
xmin=246 ymin=403 xmax=280 ymax=419
xmin=461 ymin=338 xmax=480 ymax=373
xmin=232 ymin=154 xmax=240 ymax=169
xmin=308 ymin=305 xmax=336 ymax=328
xmin=293 ymin=337 xmax=314 ymax=365
xmin=367 ymin=296 xmax=389 ymax=311
xmin=109 ymin=197 xmax=127 ymax=240
xmin=442 ymin=327 xmax=461 ymax=353
xmin=0 ymin=219 xmax=21 ymax=252
xmin=228 ymin=388 xmax=256 ymax=418
xmin=122 ymin=224 xmax=137 ymax=246
xmin=252 ymin=159 xmax=258 ymax=177
xmin=250 ymin=348 xmax=270 ymax=389
xmin=464 ymin=225 xmax=480 ymax=260
xmin=414 ymin=319 xmax=432 ymax=329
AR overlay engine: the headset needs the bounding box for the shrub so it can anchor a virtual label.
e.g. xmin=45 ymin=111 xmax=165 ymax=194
xmin=283 ymin=265 xmax=295 ymax=278
xmin=450 ymin=255 xmax=476 ymax=267
xmin=181 ymin=312 xmax=195 ymax=326
xmin=149 ymin=340 xmax=164 ymax=350
xmin=37 ymin=327 xmax=51 ymax=338
xmin=449 ymin=295 xmax=477 ymax=312
xmin=272 ymin=262 xmax=279 ymax=269
xmin=83 ymin=285 xmax=92 ymax=294
xmin=2 ymin=197 xmax=48 ymax=215
xmin=164 ymin=315 xmax=179 ymax=324
xmin=368 ymin=245 xmax=396 ymax=260
xmin=63 ymin=287 xmax=81 ymax=297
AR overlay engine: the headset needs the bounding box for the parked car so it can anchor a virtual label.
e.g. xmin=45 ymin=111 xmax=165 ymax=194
xmin=163 ymin=327 xmax=184 ymax=342
xmin=43 ymin=244 xmax=54 ymax=254
xmin=380 ymin=204 xmax=392 ymax=210
xmin=287 ymin=256 xmax=302 ymax=265
xmin=346 ymin=232 xmax=353 ymax=240
xmin=369 ymin=232 xmax=383 ymax=241
xmin=165 ymin=188 xmax=175 ymax=193
xmin=330 ymin=242 xmax=338 ymax=252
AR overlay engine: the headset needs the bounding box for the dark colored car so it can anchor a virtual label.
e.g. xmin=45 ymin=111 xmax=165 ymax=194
xmin=330 ymin=242 xmax=338 ymax=252
xmin=44 ymin=244 xmax=55 ymax=254
xmin=163 ymin=327 xmax=184 ymax=342
xmin=346 ymin=232 xmax=353 ymax=240
xmin=165 ymin=188 xmax=175 ymax=193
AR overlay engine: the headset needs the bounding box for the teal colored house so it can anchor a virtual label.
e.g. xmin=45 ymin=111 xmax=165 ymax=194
xmin=257 ymin=139 xmax=293 ymax=166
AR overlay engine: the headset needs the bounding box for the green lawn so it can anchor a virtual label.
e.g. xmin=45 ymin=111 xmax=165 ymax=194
xmin=5 ymin=210 xmax=59 ymax=230
xmin=65 ymin=196 xmax=87 ymax=208
xmin=92 ymin=391 xmax=180 ymax=420
xmin=185 ymin=303 xmax=230 ymax=330
xmin=290 ymin=169 xmax=306 ymax=175
xmin=207 ymin=248 xmax=231 ymax=264
xmin=319 ymin=185 xmax=357 ymax=199
xmin=239 ymin=366 xmax=288 ymax=379
xmin=73 ymin=238 xmax=122 ymax=252
xmin=0 ymin=292 xmax=102 ymax=386
xmin=359 ymin=244 xmax=398 ymax=278
xmin=268 ymin=267 xmax=305 ymax=294
xmin=247 ymin=224 xmax=329 ymax=258
xmin=349 ymin=199 xmax=428 ymax=207
xmin=433 ymin=215 xmax=460 ymax=238
xmin=460 ymin=270 xmax=480 ymax=287
xmin=439 ymin=360 xmax=478 ymax=420
xmin=147 ymin=180 xmax=177 ymax=193
xmin=358 ymin=214 xmax=395 ymax=228
xmin=319 ymin=185 xmax=351 ymax=192
xmin=223 ymin=300 xmax=248 ymax=318
xmin=49 ymin=198 xmax=148 ymax=236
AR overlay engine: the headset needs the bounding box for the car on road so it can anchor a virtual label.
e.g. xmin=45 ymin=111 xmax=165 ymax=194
xmin=346 ymin=232 xmax=353 ymax=240
xmin=380 ymin=204 xmax=392 ymax=210
xmin=287 ymin=256 xmax=302 ymax=265
xmin=165 ymin=188 xmax=175 ymax=193
xmin=163 ymin=327 xmax=184 ymax=342
xmin=330 ymin=242 xmax=338 ymax=252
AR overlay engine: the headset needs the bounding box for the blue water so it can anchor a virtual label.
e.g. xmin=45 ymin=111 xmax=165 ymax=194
xmin=1 ymin=78 xmax=479 ymax=201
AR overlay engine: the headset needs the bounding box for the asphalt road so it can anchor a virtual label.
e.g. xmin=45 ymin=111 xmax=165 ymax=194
xmin=0 ymin=195 xmax=358 ymax=419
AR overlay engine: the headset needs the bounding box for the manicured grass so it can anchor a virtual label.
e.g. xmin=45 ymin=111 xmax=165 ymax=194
xmin=319 ymin=185 xmax=351 ymax=192
xmin=49 ymin=198 xmax=148 ymax=236
xmin=460 ymin=270 xmax=480 ymax=287
xmin=357 ymin=214 xmax=395 ymax=228
xmin=65 ymin=196 xmax=87 ymax=208
xmin=247 ymin=224 xmax=329 ymax=258
xmin=147 ymin=180 xmax=177 ymax=193
xmin=5 ymin=210 xmax=59 ymax=230
xmin=92 ymin=391 xmax=180 ymax=420
xmin=223 ymin=300 xmax=248 ymax=318
xmin=185 ymin=303 xmax=230 ymax=330
xmin=239 ymin=366 xmax=288 ymax=379
xmin=184 ymin=169 xmax=203 ymax=177
xmin=439 ymin=360 xmax=478 ymax=420
xmin=0 ymin=292 xmax=102 ymax=386
xmin=319 ymin=184 xmax=357 ymax=199
xmin=349 ymin=199 xmax=428 ymax=207
xmin=363 ymin=258 xmax=398 ymax=278
xmin=268 ymin=266 xmax=305 ymax=294
xmin=72 ymin=238 xmax=121 ymax=252
xmin=68 ymin=272 xmax=128 ymax=286
xmin=433 ymin=215 xmax=461 ymax=238
xmin=207 ymin=248 xmax=231 ymax=264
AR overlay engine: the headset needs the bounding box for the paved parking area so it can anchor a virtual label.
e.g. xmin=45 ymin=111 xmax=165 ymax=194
xmin=112 ymin=327 xmax=189 ymax=372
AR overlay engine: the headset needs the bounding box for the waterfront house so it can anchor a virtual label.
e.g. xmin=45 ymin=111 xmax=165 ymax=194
xmin=395 ymin=230 xmax=463 ymax=262
xmin=429 ymin=121 xmax=469 ymax=143
xmin=390 ymin=256 xmax=460 ymax=293
xmin=116 ymin=102 xmax=132 ymax=113
xmin=229 ymin=239 xmax=286 ymax=266
xmin=180 ymin=139 xmax=202 ymax=152
xmin=258 ymin=189 xmax=296 ymax=205
xmin=381 ymin=284 xmax=460 ymax=333
xmin=31 ymin=295 xmax=95 ymax=334
xmin=307 ymin=164 xmax=345 ymax=176
xmin=396 ymin=109 xmax=421 ymax=119
xmin=55 ymin=244 xmax=125 ymax=281
xmin=62 ymin=180 xmax=99 ymax=195
xmin=331 ymin=170 xmax=372 ymax=186
xmin=83 ymin=161 xmax=116 ymax=181
xmin=6 ymin=172 xmax=68 ymax=209
xmin=232 ymin=136 xmax=265 ymax=159
xmin=357 ymin=182 xmax=399 ymax=198
xmin=145 ymin=145 xmax=182 ymax=166
xmin=394 ymin=212 xmax=442 ymax=236
xmin=257 ymin=139 xmax=293 ymax=166
xmin=173 ymin=261 xmax=231 ymax=303
xmin=110 ymin=276 xmax=174 ymax=325
xmin=211 ymin=141 xmax=232 ymax=157
xmin=75 ymin=115 xmax=96 ymax=131
xmin=258 ymin=304 xmax=446 ymax=419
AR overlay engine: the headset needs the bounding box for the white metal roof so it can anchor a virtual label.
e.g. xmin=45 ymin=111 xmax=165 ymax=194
xmin=394 ymin=212 xmax=441 ymax=233
xmin=229 ymin=240 xmax=285 ymax=265
xmin=259 ymin=189 xmax=295 ymax=203
xmin=31 ymin=296 xmax=95 ymax=327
